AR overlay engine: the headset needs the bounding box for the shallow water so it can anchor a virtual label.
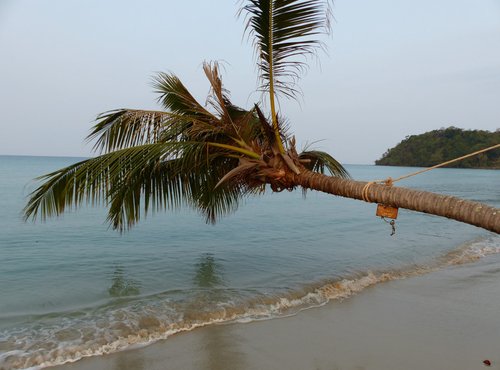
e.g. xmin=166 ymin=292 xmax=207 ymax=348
xmin=0 ymin=155 xmax=498 ymax=369
xmin=54 ymin=253 xmax=500 ymax=370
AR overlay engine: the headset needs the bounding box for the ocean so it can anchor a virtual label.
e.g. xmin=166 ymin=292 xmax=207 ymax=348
xmin=0 ymin=155 xmax=498 ymax=370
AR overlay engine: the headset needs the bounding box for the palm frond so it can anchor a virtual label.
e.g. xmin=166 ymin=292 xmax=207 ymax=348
xmin=232 ymin=107 xmax=266 ymax=147
xmin=153 ymin=72 xmax=215 ymax=120
xmin=241 ymin=0 xmax=332 ymax=99
xmin=254 ymin=103 xmax=277 ymax=147
xmin=106 ymin=157 xmax=189 ymax=230
xmin=108 ymin=152 xmax=247 ymax=227
xmin=203 ymin=61 xmax=233 ymax=121
xmin=189 ymin=157 xmax=248 ymax=224
xmin=24 ymin=142 xmax=203 ymax=229
xmin=299 ymin=150 xmax=350 ymax=178
xmin=24 ymin=137 xmax=260 ymax=230
xmin=215 ymin=158 xmax=261 ymax=189
xmin=88 ymin=109 xmax=184 ymax=153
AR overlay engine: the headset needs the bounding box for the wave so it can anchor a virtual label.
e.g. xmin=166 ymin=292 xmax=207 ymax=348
xmin=1 ymin=235 xmax=499 ymax=370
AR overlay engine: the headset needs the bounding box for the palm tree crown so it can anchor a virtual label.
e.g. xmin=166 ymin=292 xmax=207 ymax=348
xmin=25 ymin=56 xmax=347 ymax=230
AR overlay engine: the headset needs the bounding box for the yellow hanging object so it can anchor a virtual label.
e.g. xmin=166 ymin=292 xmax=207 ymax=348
xmin=376 ymin=204 xmax=398 ymax=219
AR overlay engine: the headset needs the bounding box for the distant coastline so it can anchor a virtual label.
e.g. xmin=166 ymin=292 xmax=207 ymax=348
xmin=0 ymin=154 xmax=88 ymax=160
xmin=375 ymin=127 xmax=500 ymax=169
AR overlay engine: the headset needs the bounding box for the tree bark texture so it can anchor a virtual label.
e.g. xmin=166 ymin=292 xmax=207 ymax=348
xmin=287 ymin=169 xmax=500 ymax=234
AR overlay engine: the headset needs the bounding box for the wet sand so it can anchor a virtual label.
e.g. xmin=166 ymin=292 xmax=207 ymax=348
xmin=55 ymin=253 xmax=500 ymax=370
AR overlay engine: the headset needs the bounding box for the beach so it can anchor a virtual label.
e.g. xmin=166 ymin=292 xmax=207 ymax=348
xmin=55 ymin=251 xmax=500 ymax=370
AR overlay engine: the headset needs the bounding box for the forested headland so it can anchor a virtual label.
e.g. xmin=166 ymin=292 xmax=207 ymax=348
xmin=375 ymin=127 xmax=500 ymax=168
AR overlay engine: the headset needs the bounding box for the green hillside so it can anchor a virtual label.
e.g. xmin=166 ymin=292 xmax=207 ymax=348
xmin=375 ymin=127 xmax=500 ymax=168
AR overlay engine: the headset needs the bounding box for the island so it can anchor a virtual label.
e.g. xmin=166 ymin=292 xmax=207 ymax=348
xmin=375 ymin=127 xmax=500 ymax=168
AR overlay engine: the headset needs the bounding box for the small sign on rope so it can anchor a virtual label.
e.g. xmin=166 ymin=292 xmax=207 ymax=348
xmin=376 ymin=204 xmax=398 ymax=219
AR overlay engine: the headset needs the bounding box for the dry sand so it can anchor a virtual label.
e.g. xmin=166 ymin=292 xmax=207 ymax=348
xmin=55 ymin=253 xmax=500 ymax=370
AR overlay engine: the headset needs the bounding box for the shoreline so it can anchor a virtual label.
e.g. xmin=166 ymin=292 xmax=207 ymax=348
xmin=54 ymin=252 xmax=500 ymax=370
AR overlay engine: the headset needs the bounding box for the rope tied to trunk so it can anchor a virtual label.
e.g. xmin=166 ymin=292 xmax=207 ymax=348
xmin=361 ymin=142 xmax=500 ymax=203
xmin=361 ymin=177 xmax=393 ymax=202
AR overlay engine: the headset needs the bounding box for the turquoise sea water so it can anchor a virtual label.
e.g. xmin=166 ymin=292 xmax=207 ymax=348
xmin=0 ymin=155 xmax=499 ymax=369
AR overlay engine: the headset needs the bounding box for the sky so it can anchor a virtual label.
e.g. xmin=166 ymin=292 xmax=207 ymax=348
xmin=0 ymin=0 xmax=499 ymax=164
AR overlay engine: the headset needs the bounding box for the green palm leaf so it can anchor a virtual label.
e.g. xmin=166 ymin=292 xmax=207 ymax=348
xmin=189 ymin=158 xmax=250 ymax=224
xmin=24 ymin=142 xmax=200 ymax=228
xmin=241 ymin=0 xmax=332 ymax=99
xmin=106 ymin=142 xmax=250 ymax=229
xmin=88 ymin=109 xmax=180 ymax=153
xmin=153 ymin=72 xmax=215 ymax=119
xmin=87 ymin=71 xmax=217 ymax=155
xmin=299 ymin=150 xmax=350 ymax=178
xmin=24 ymin=138 xmax=259 ymax=230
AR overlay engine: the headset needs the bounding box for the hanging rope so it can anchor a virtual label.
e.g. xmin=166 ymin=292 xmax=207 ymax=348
xmin=361 ymin=142 xmax=500 ymax=202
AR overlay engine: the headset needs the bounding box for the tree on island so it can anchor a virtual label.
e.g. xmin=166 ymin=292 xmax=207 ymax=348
xmin=376 ymin=127 xmax=500 ymax=169
xmin=24 ymin=0 xmax=499 ymax=234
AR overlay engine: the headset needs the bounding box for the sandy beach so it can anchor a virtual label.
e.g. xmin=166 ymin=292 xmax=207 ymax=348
xmin=54 ymin=251 xmax=500 ymax=370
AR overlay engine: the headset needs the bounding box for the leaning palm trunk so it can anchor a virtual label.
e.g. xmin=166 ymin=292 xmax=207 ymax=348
xmin=286 ymin=169 xmax=500 ymax=234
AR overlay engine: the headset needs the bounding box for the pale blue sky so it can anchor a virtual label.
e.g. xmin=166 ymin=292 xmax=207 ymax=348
xmin=1 ymin=0 xmax=499 ymax=164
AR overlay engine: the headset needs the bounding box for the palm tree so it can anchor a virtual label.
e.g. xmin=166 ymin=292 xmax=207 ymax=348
xmin=24 ymin=0 xmax=499 ymax=234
